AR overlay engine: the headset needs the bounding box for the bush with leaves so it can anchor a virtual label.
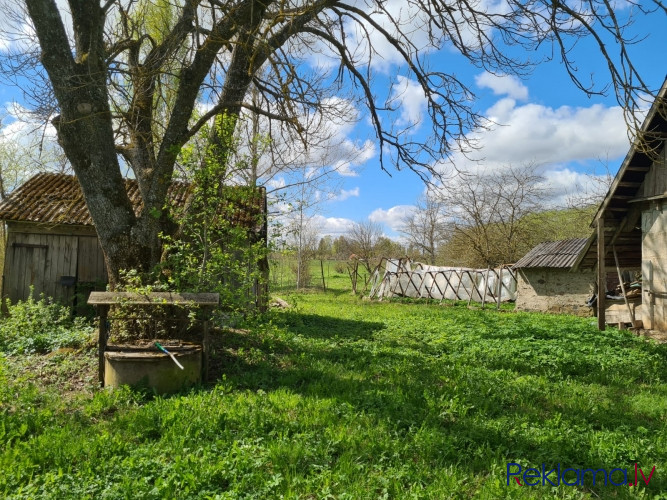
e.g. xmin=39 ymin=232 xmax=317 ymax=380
xmin=0 ymin=292 xmax=94 ymax=354
xmin=157 ymin=114 xmax=268 ymax=320
xmin=107 ymin=115 xmax=269 ymax=340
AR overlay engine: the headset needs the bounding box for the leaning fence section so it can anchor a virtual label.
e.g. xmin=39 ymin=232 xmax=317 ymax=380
xmin=368 ymin=258 xmax=517 ymax=304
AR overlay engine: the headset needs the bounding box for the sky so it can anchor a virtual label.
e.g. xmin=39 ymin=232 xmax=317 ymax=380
xmin=297 ymin=3 xmax=667 ymax=240
xmin=0 ymin=1 xmax=666 ymax=242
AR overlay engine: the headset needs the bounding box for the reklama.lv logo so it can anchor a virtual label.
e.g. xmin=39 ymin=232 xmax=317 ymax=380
xmin=507 ymin=463 xmax=656 ymax=487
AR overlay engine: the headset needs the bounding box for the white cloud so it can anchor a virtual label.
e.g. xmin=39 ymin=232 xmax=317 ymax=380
xmin=266 ymin=176 xmax=286 ymax=191
xmin=329 ymin=187 xmax=360 ymax=202
xmin=0 ymin=0 xmax=72 ymax=53
xmin=475 ymin=72 xmax=529 ymax=100
xmin=428 ymin=73 xmax=633 ymax=209
xmin=0 ymin=102 xmax=65 ymax=174
xmin=368 ymin=205 xmax=416 ymax=233
xmin=1 ymin=102 xmax=56 ymax=144
xmin=330 ymin=138 xmax=376 ymax=177
xmin=303 ymin=0 xmax=435 ymax=73
xmin=311 ymin=215 xmax=356 ymax=236
xmin=482 ymin=100 xmax=627 ymax=166
xmin=437 ymin=97 xmax=629 ymax=178
xmin=537 ymin=167 xmax=611 ymax=208
xmin=233 ymin=96 xmax=376 ymax=181
xmin=390 ymin=76 xmax=428 ymax=129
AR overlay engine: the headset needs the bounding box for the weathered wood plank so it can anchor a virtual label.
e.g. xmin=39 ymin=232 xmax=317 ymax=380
xmin=51 ymin=234 xmax=78 ymax=304
xmin=7 ymin=221 xmax=97 ymax=237
xmin=4 ymin=232 xmax=17 ymax=301
xmin=41 ymin=233 xmax=57 ymax=300
xmin=88 ymin=292 xmax=220 ymax=306
xmin=605 ymin=300 xmax=643 ymax=324
xmin=597 ymin=217 xmax=606 ymax=331
xmin=98 ymin=305 xmax=108 ymax=387
xmin=77 ymin=236 xmax=103 ymax=282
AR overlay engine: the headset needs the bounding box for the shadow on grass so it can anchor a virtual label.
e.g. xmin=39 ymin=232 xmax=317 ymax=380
xmin=271 ymin=286 xmax=356 ymax=298
xmin=205 ymin=308 xmax=667 ymax=494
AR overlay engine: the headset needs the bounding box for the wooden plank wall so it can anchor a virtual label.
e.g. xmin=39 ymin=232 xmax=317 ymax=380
xmin=638 ymin=145 xmax=667 ymax=198
xmin=3 ymin=231 xmax=79 ymax=304
xmin=1 ymin=224 xmax=108 ymax=308
xmin=75 ymin=236 xmax=108 ymax=314
xmin=77 ymin=236 xmax=106 ymax=283
xmin=639 ymin=144 xmax=667 ymax=330
xmin=642 ymin=204 xmax=667 ymax=330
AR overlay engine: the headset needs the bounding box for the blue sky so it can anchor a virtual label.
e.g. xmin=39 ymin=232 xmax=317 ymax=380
xmin=300 ymin=5 xmax=667 ymax=239
xmin=0 ymin=2 xmax=665 ymax=242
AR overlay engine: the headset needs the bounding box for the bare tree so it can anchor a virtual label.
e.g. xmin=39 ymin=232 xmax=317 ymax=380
xmin=1 ymin=0 xmax=661 ymax=283
xmin=400 ymin=194 xmax=449 ymax=265
xmin=224 ymin=91 xmax=366 ymax=194
xmin=0 ymin=116 xmax=70 ymax=200
xmin=286 ymin=213 xmax=320 ymax=289
xmin=564 ymin=159 xmax=615 ymax=212
xmin=346 ymin=220 xmax=384 ymax=273
xmin=439 ymin=165 xmax=548 ymax=267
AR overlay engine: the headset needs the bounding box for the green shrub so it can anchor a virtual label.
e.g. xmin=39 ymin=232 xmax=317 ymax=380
xmin=0 ymin=291 xmax=94 ymax=354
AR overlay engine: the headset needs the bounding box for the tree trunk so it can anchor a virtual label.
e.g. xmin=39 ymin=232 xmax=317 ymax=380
xmin=25 ymin=0 xmax=177 ymax=285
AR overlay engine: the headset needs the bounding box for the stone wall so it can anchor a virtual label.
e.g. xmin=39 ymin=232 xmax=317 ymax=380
xmin=515 ymin=268 xmax=595 ymax=316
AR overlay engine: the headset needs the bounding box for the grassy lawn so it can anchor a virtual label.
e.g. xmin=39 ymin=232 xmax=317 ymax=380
xmin=1 ymin=278 xmax=667 ymax=498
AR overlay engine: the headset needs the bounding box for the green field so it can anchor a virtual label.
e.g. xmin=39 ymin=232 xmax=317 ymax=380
xmin=1 ymin=276 xmax=666 ymax=498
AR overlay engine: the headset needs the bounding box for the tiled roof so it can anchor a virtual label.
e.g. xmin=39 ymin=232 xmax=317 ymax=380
xmin=0 ymin=173 xmax=264 ymax=230
xmin=513 ymin=238 xmax=589 ymax=269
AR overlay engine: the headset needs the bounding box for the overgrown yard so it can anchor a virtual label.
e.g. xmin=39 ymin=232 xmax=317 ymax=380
xmin=1 ymin=285 xmax=667 ymax=498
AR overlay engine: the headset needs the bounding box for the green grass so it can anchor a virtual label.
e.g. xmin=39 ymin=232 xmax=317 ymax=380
xmin=269 ymin=259 xmax=372 ymax=293
xmin=1 ymin=282 xmax=666 ymax=498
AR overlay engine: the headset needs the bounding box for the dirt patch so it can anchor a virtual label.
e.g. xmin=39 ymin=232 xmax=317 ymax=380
xmin=636 ymin=329 xmax=667 ymax=343
xmin=4 ymin=349 xmax=98 ymax=400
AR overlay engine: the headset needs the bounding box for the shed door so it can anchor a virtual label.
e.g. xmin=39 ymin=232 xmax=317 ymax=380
xmin=8 ymin=243 xmax=48 ymax=302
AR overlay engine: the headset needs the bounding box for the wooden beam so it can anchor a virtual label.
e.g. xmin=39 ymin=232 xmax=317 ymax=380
xmin=613 ymin=245 xmax=636 ymax=326
xmin=98 ymin=305 xmax=108 ymax=387
xmin=642 ymin=131 xmax=667 ymax=138
xmin=7 ymin=221 xmax=97 ymax=237
xmin=608 ymin=243 xmax=642 ymax=251
xmin=88 ymin=291 xmax=220 ymax=306
xmin=628 ymin=192 xmax=667 ymax=204
xmin=597 ymin=217 xmax=606 ymax=331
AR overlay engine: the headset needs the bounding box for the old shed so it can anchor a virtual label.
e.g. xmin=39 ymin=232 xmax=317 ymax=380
xmin=513 ymin=238 xmax=594 ymax=316
xmin=0 ymin=173 xmax=267 ymax=310
xmin=573 ymin=76 xmax=667 ymax=330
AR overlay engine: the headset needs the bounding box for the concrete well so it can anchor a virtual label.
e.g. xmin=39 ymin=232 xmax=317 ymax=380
xmin=104 ymin=344 xmax=202 ymax=393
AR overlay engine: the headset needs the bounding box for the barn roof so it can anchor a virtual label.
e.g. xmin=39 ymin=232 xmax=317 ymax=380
xmin=513 ymin=238 xmax=589 ymax=269
xmin=573 ymin=77 xmax=667 ymax=271
xmin=0 ymin=172 xmax=265 ymax=231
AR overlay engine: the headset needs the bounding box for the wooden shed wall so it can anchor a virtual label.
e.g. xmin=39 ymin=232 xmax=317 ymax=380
xmin=637 ymin=145 xmax=667 ymax=330
xmin=641 ymin=201 xmax=667 ymax=330
xmin=1 ymin=222 xmax=107 ymax=306
xmin=637 ymin=145 xmax=667 ymax=198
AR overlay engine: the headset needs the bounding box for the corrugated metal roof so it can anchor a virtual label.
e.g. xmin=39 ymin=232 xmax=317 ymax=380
xmin=0 ymin=173 xmax=263 ymax=229
xmin=513 ymin=238 xmax=589 ymax=269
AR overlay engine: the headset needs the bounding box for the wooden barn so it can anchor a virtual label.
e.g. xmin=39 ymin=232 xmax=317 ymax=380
xmin=0 ymin=173 xmax=267 ymax=311
xmin=573 ymin=76 xmax=667 ymax=330
xmin=513 ymin=238 xmax=595 ymax=316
